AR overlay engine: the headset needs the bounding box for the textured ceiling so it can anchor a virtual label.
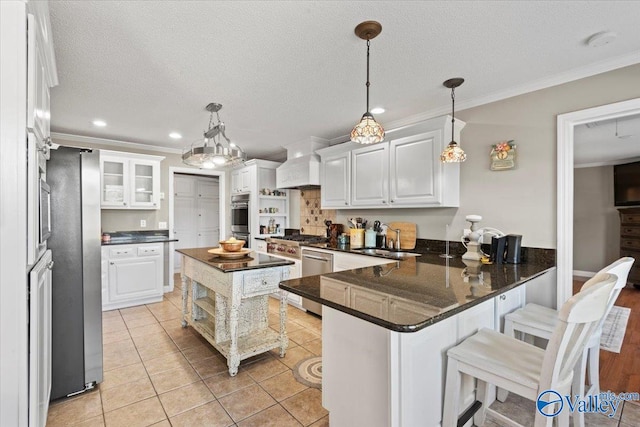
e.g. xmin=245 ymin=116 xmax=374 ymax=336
xmin=48 ymin=1 xmax=640 ymax=161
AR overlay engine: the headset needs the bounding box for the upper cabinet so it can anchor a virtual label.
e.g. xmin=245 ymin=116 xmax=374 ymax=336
xmin=231 ymin=167 xmax=254 ymax=194
xmin=318 ymin=115 xmax=464 ymax=209
xmin=100 ymin=150 xmax=164 ymax=210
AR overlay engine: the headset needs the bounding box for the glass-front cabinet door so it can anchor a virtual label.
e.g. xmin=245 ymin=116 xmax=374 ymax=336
xmin=130 ymin=160 xmax=159 ymax=208
xmin=100 ymin=151 xmax=164 ymax=210
xmin=101 ymin=157 xmax=129 ymax=208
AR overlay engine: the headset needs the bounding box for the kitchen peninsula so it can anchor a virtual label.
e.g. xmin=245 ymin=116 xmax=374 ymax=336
xmin=279 ymin=250 xmax=555 ymax=426
xmin=178 ymin=248 xmax=294 ymax=376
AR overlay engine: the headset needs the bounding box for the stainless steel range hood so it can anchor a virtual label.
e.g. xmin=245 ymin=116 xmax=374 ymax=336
xmin=276 ymin=137 xmax=330 ymax=189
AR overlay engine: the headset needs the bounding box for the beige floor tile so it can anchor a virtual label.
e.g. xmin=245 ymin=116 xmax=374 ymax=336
xmin=102 ymin=310 xmax=121 ymax=320
xmin=100 ymin=376 xmax=156 ymax=412
xmin=270 ymin=320 xmax=304 ymax=334
xmin=487 ymin=393 xmax=535 ymax=426
xmin=302 ymin=338 xmax=322 ymax=356
xmin=131 ymin=330 xmax=173 ymax=349
xmin=161 ymin=320 xmax=194 ymax=338
xmin=218 ymin=383 xmax=277 ymax=422
xmin=143 ymin=351 xmax=192 ymax=375
xmin=281 ymin=388 xmax=328 ymax=426
xmin=121 ymin=310 xmax=155 ymax=322
xmin=149 ymin=365 xmax=201 ymax=394
xmin=128 ymin=322 xmax=165 ymax=338
xmin=100 ymin=361 xmax=148 ymax=390
xmin=622 ymin=400 xmax=640 ymax=425
xmin=103 ymin=339 xmax=141 ymax=371
xmin=287 ymin=329 xmax=321 ymax=346
xmin=119 ymin=305 xmax=151 ymax=317
xmin=129 ymin=322 xmax=164 ymax=337
xmin=102 ymin=329 xmax=131 ymax=345
xmin=182 ymin=343 xmax=217 ymax=363
xmin=124 ymin=314 xmax=159 ymax=330
xmin=308 ymin=415 xmax=329 ymax=427
xmin=190 ymin=355 xmax=229 ymax=379
xmin=276 ymin=345 xmax=314 ymax=369
xmin=169 ymin=401 xmax=235 ymax=427
xmin=149 ymin=421 xmax=171 ymax=427
xmin=172 ymin=332 xmax=204 ymax=350
xmin=72 ymin=414 xmax=105 ymax=426
xmin=136 ymin=340 xmax=180 ymax=362
xmin=237 ymin=404 xmax=302 ymax=427
xmin=244 ymin=356 xmax=289 ymax=382
xmin=104 ymin=396 xmax=166 ymax=427
xmin=47 ymin=390 xmax=102 ymax=427
xmin=204 ymin=371 xmax=256 ymax=398
xmin=158 ymin=381 xmax=215 ymax=418
xmin=102 ymin=317 xmax=127 ymax=334
xmin=260 ymin=370 xmax=307 ymax=402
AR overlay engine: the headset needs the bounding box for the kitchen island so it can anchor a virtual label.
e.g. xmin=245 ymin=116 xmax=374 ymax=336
xmin=279 ymin=251 xmax=555 ymax=427
xmin=178 ymin=248 xmax=294 ymax=376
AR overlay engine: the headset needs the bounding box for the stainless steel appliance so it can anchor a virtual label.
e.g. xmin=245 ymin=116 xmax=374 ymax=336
xmin=47 ymin=147 xmax=103 ymax=399
xmin=301 ymin=249 xmax=333 ymax=315
xmin=266 ymin=234 xmax=330 ymax=316
xmin=231 ymin=193 xmax=249 ymax=232
xmin=39 ymin=177 xmax=51 ymax=245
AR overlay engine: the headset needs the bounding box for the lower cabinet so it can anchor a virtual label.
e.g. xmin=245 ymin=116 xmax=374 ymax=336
xmin=102 ymin=244 xmax=164 ymax=310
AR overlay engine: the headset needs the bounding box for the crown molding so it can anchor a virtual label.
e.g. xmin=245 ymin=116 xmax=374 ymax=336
xmin=330 ymin=50 xmax=640 ymax=145
xmin=50 ymin=132 xmax=183 ymax=154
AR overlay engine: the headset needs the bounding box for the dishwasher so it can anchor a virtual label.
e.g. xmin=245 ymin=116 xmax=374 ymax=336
xmin=301 ymin=248 xmax=333 ymax=316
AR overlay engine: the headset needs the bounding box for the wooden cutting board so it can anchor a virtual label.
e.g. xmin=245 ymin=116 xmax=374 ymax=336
xmin=387 ymin=222 xmax=417 ymax=250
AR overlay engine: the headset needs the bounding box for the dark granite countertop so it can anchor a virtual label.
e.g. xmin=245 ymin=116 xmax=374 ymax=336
xmin=279 ymin=250 xmax=555 ymax=333
xmin=102 ymin=230 xmax=178 ymax=245
xmin=177 ymin=247 xmax=294 ymax=273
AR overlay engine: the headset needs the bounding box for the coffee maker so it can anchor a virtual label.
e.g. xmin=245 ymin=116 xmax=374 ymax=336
xmin=490 ymin=234 xmax=523 ymax=264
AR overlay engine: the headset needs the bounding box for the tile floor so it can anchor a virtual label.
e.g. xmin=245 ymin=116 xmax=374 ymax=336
xmin=47 ymin=278 xmax=328 ymax=427
xmin=46 ymin=276 xmax=640 ymax=427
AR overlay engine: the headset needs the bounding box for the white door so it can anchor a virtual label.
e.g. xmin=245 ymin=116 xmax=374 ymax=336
xmin=173 ymin=174 xmax=220 ymax=271
xmin=351 ymin=144 xmax=389 ymax=206
xmin=108 ymin=257 xmax=162 ymax=303
xmin=321 ymin=151 xmax=351 ymax=208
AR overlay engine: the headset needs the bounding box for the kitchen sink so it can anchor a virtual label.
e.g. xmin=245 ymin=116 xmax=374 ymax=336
xmin=351 ymin=248 xmax=420 ymax=259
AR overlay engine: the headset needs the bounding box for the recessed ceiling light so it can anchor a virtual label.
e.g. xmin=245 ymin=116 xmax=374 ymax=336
xmin=92 ymin=119 xmax=107 ymax=127
xmin=586 ymin=31 xmax=617 ymax=48
xmin=371 ymin=107 xmax=385 ymax=114
xmin=169 ymin=132 xmax=182 ymax=139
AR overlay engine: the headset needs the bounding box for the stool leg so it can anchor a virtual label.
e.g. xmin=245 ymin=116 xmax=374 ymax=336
xmin=473 ymin=379 xmax=491 ymax=426
xmin=442 ymin=358 xmax=461 ymax=427
xmin=498 ymin=319 xmax=515 ymax=403
xmin=586 ymin=343 xmax=600 ymax=396
xmin=572 ymin=351 xmax=587 ymax=427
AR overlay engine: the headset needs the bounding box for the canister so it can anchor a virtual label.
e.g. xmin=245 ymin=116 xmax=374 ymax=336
xmin=365 ymin=229 xmax=376 ymax=248
xmin=350 ymin=229 xmax=364 ymax=247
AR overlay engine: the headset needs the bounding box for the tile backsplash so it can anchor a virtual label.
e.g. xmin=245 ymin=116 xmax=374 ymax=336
xmin=299 ymin=189 xmax=336 ymax=236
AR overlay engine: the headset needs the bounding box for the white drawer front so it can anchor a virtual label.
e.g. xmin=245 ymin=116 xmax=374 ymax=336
xmin=137 ymin=245 xmax=161 ymax=256
xmin=109 ymin=247 xmax=134 ymax=258
xmin=242 ymin=268 xmax=281 ymax=297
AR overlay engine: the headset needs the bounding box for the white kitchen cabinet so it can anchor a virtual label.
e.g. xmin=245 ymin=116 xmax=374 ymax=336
xmin=351 ymin=143 xmax=389 ymax=207
xmin=351 ymin=287 xmax=389 ymax=318
xmin=231 ymin=166 xmax=253 ymax=194
xmin=317 ymin=115 xmax=464 ymax=209
xmin=102 ymin=244 xmax=164 ymax=310
xmin=254 ymin=239 xmax=268 ymax=253
xmin=494 ymin=285 xmax=526 ymax=333
xmin=27 ymin=14 xmax=50 ymax=143
xmin=320 ymin=149 xmax=351 ymax=208
xmin=100 ymin=150 xmax=164 ymax=210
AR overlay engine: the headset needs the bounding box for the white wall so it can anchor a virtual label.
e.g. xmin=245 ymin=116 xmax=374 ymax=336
xmin=573 ymin=166 xmax=620 ymax=273
xmin=336 ymin=63 xmax=640 ymax=249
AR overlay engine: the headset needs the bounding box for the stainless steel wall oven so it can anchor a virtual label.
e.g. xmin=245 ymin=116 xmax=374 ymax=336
xmin=231 ymin=194 xmax=250 ymax=233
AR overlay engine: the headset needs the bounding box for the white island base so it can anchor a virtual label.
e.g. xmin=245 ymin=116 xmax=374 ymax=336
xmin=322 ymin=291 xmax=525 ymax=427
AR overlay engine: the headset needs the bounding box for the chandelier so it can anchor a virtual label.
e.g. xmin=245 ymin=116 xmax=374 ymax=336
xmin=182 ymin=103 xmax=247 ymax=169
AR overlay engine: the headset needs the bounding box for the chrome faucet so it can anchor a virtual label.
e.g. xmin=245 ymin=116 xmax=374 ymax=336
xmin=380 ymin=223 xmax=401 ymax=251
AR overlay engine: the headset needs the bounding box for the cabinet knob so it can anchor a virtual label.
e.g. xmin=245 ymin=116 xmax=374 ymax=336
xmin=110 ymin=262 xmax=114 ymax=265
xmin=153 ymin=203 xmax=157 ymax=206
xmin=390 ymin=200 xmax=394 ymax=203
xmin=262 ymin=279 xmax=268 ymax=285
xmin=47 ymin=261 xmax=54 ymax=270
xmin=345 ymin=202 xmax=348 ymax=205
xmin=500 ymin=295 xmax=506 ymax=301
xmin=123 ymin=202 xmax=127 ymax=206
xmin=382 ymin=200 xmax=386 ymax=204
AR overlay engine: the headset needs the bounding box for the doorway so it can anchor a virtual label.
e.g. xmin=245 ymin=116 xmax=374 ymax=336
xmin=556 ymin=97 xmax=640 ymax=308
xmin=168 ymin=167 xmax=226 ymax=291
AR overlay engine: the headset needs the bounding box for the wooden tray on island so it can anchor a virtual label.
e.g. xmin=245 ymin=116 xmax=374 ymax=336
xmin=207 ymin=247 xmax=252 ymax=259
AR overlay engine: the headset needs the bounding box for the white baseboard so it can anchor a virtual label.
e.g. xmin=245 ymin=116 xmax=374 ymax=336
xmin=573 ymin=270 xmax=596 ymax=278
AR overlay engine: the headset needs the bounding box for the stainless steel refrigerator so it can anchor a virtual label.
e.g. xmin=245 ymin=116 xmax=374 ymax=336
xmin=47 ymin=146 xmax=103 ymax=399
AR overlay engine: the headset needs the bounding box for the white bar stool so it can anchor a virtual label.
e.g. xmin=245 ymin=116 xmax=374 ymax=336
xmin=442 ymin=273 xmax=617 ymax=427
xmin=503 ymin=258 xmax=633 ymax=399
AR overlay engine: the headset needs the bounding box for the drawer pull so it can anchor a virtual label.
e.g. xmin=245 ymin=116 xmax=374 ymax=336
xmin=500 ymin=295 xmax=507 ymax=301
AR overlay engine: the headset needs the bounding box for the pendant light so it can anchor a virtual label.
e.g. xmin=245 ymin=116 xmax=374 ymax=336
xmin=182 ymin=103 xmax=247 ymax=169
xmin=440 ymin=78 xmax=466 ymax=163
xmin=350 ymin=21 xmax=385 ymax=144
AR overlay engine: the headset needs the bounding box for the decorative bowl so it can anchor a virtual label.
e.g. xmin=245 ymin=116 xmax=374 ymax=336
xmin=219 ymin=239 xmax=246 ymax=252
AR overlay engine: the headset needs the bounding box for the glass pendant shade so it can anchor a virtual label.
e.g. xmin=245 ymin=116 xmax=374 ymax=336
xmin=440 ymin=141 xmax=466 ymax=163
xmin=350 ymin=112 xmax=385 ymax=144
